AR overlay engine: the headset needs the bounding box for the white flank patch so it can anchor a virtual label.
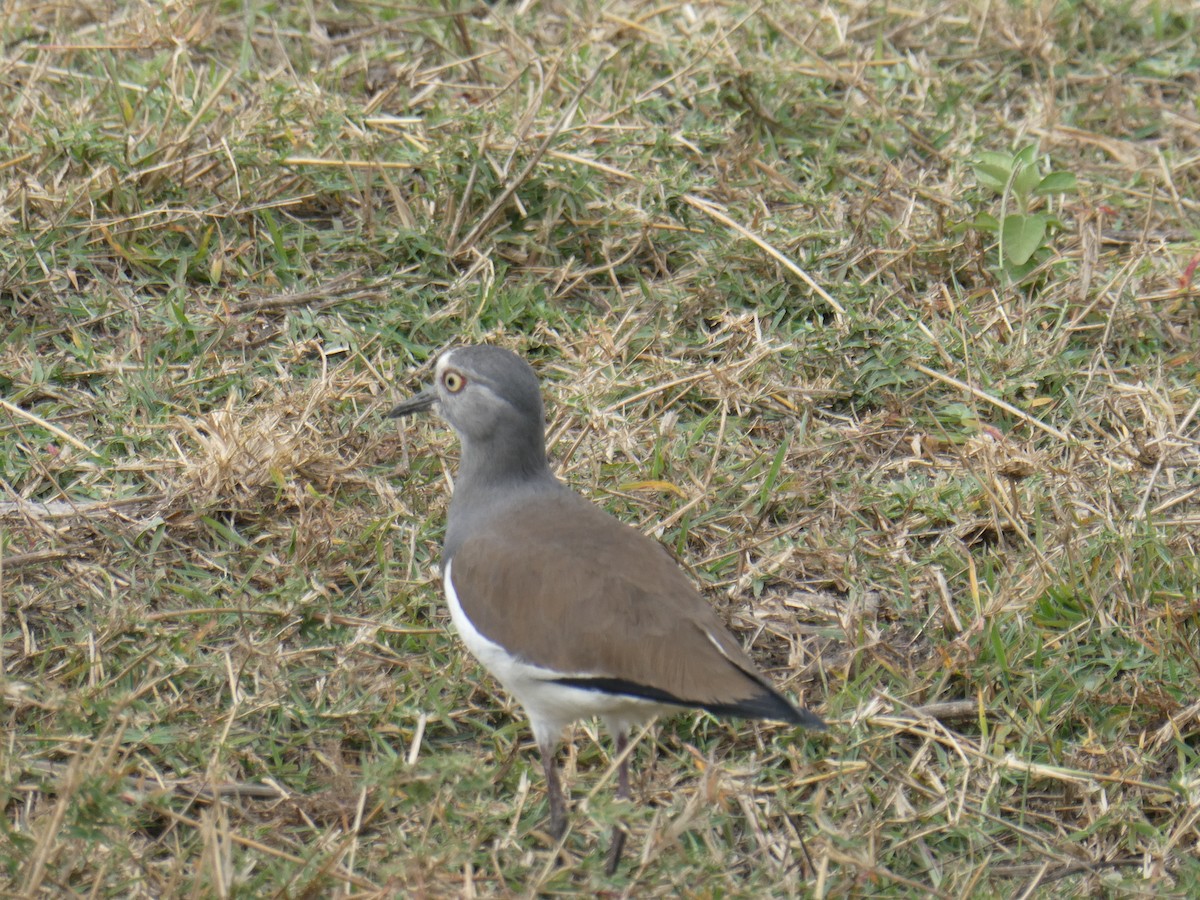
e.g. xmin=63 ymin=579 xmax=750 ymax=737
xmin=443 ymin=559 xmax=669 ymax=745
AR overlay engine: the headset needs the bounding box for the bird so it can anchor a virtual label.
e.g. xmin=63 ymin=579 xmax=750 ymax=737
xmin=388 ymin=345 xmax=825 ymax=870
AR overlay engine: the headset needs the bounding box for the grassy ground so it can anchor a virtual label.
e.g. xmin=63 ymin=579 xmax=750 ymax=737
xmin=2 ymin=0 xmax=1198 ymax=896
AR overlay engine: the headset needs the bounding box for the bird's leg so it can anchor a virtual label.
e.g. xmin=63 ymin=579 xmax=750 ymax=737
xmin=605 ymin=730 xmax=631 ymax=875
xmin=615 ymin=730 xmax=632 ymax=802
xmin=540 ymin=741 xmax=567 ymax=840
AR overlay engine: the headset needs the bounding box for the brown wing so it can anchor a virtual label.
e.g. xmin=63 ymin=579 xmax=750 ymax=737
xmin=449 ymin=491 xmax=812 ymax=724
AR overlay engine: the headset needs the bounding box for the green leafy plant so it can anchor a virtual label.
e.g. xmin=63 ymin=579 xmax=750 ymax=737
xmin=970 ymin=145 xmax=1077 ymax=283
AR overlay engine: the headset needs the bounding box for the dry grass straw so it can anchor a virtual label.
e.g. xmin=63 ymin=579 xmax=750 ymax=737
xmin=2 ymin=0 xmax=1199 ymax=895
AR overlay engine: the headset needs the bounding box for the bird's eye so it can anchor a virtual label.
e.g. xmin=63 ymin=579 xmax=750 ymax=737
xmin=443 ymin=370 xmax=466 ymax=393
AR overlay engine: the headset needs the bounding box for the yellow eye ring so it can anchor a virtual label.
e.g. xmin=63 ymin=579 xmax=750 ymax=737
xmin=443 ymin=370 xmax=467 ymax=393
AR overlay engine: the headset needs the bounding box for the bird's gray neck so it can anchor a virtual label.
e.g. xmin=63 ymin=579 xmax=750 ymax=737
xmin=445 ymin=437 xmax=560 ymax=556
xmin=457 ymin=428 xmax=554 ymax=490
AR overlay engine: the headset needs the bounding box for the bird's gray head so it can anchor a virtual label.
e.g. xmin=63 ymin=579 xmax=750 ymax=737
xmin=388 ymin=345 xmax=551 ymax=485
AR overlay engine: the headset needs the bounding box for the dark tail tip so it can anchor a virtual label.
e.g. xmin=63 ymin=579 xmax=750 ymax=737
xmin=706 ymin=687 xmax=827 ymax=730
xmin=787 ymin=704 xmax=828 ymax=731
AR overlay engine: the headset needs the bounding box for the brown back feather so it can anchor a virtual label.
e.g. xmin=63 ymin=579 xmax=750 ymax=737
xmin=449 ymin=491 xmax=774 ymax=709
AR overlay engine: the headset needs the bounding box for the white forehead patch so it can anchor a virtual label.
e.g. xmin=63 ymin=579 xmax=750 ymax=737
xmin=434 ymin=352 xmax=450 ymax=377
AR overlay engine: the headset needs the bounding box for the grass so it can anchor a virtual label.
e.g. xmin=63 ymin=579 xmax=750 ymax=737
xmin=2 ymin=0 xmax=1198 ymax=895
